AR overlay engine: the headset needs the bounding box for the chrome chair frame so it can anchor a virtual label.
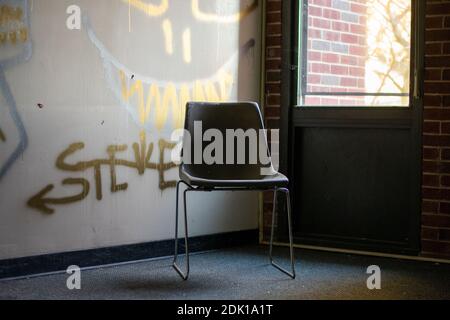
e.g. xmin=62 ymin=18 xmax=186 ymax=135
xmin=173 ymin=180 xmax=296 ymax=281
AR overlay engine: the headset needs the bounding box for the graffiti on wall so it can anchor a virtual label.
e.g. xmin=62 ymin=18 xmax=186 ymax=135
xmin=23 ymin=0 xmax=259 ymax=214
xmin=84 ymin=0 xmax=258 ymax=135
xmin=0 ymin=2 xmax=28 ymax=45
xmin=28 ymin=135 xmax=177 ymax=214
xmin=0 ymin=0 xmax=31 ymax=180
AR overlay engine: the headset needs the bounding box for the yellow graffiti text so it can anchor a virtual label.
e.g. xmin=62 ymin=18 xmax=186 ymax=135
xmin=0 ymin=5 xmax=23 ymax=24
xmin=27 ymin=132 xmax=177 ymax=214
xmin=0 ymin=28 xmax=27 ymax=46
xmin=0 ymin=5 xmax=27 ymax=46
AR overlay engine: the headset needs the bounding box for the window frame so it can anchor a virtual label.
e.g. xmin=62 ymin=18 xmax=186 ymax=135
xmin=296 ymin=0 xmax=415 ymax=108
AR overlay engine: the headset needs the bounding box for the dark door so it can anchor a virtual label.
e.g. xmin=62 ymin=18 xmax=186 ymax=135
xmin=283 ymin=0 xmax=424 ymax=254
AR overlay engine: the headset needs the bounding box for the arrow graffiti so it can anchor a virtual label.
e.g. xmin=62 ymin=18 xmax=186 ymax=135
xmin=27 ymin=133 xmax=177 ymax=214
xmin=27 ymin=178 xmax=90 ymax=214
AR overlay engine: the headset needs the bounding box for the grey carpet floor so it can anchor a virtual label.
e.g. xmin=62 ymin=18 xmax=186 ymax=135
xmin=0 ymin=245 xmax=449 ymax=300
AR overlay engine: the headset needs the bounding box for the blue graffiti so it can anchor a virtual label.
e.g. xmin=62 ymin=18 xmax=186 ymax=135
xmin=0 ymin=70 xmax=28 ymax=179
xmin=0 ymin=0 xmax=32 ymax=179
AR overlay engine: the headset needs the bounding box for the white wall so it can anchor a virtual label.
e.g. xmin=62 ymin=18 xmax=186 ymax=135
xmin=0 ymin=0 xmax=262 ymax=259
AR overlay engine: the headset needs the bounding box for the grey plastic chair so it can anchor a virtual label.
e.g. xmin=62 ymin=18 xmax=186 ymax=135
xmin=173 ymin=102 xmax=295 ymax=280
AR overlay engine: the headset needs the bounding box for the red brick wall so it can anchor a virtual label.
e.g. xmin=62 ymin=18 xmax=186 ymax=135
xmin=421 ymin=0 xmax=450 ymax=260
xmin=263 ymin=0 xmax=450 ymax=259
xmin=305 ymin=0 xmax=367 ymax=106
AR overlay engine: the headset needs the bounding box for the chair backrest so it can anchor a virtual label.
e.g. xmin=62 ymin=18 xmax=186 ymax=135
xmin=181 ymin=102 xmax=274 ymax=180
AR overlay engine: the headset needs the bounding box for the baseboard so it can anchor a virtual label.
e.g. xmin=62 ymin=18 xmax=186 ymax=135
xmin=262 ymin=240 xmax=450 ymax=265
xmin=0 ymin=229 xmax=258 ymax=279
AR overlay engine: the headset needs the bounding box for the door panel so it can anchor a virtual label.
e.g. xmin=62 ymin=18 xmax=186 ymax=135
xmin=283 ymin=0 xmax=424 ymax=255
xmin=294 ymin=126 xmax=412 ymax=250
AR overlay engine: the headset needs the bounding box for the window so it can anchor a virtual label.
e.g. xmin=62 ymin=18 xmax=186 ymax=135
xmin=297 ymin=0 xmax=412 ymax=107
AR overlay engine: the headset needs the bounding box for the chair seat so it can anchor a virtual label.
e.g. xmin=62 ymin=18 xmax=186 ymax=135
xmin=180 ymin=166 xmax=289 ymax=189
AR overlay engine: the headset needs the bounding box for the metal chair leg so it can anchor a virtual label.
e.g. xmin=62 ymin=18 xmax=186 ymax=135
xmin=173 ymin=181 xmax=190 ymax=280
xmin=269 ymin=187 xmax=296 ymax=279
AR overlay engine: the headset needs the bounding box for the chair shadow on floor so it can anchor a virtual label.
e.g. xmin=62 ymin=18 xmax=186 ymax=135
xmin=115 ymin=257 xmax=297 ymax=296
xmin=114 ymin=264 xmax=225 ymax=293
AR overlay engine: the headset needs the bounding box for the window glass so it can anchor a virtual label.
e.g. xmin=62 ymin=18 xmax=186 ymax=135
xmin=298 ymin=0 xmax=412 ymax=107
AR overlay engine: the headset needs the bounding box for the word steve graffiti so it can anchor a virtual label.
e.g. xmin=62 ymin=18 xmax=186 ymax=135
xmin=27 ymin=133 xmax=177 ymax=214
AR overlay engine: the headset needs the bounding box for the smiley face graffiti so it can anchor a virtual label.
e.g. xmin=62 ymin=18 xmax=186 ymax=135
xmin=85 ymin=0 xmax=259 ymax=135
